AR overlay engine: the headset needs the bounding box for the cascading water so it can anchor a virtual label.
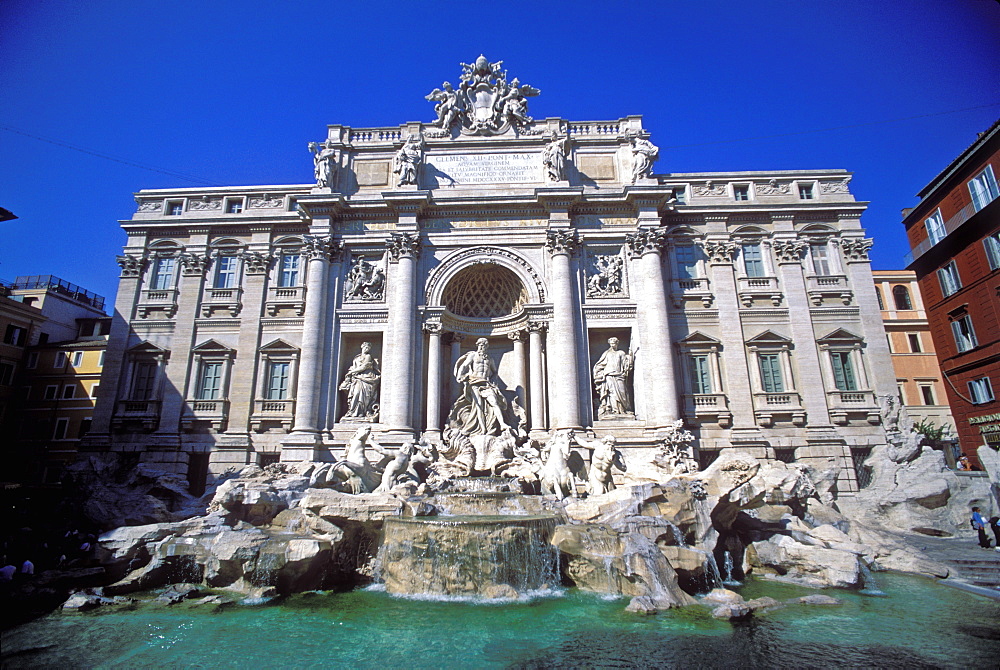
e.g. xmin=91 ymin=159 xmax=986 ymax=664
xmin=377 ymin=514 xmax=561 ymax=599
xmin=722 ymin=550 xmax=741 ymax=586
xmin=858 ymin=561 xmax=886 ymax=596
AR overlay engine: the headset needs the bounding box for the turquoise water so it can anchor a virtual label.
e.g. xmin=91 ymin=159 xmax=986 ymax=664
xmin=3 ymin=574 xmax=998 ymax=668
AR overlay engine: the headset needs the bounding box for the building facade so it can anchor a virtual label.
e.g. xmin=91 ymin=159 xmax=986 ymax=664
xmin=85 ymin=58 xmax=896 ymax=493
xmin=872 ymin=270 xmax=956 ymax=457
xmin=903 ymin=120 xmax=1000 ymax=467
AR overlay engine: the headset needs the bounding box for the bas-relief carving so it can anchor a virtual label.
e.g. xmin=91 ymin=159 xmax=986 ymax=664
xmin=137 ymin=201 xmax=162 ymax=213
xmin=756 ymin=179 xmax=790 ymax=196
xmin=820 ymin=176 xmax=852 ymax=194
xmin=593 ymin=337 xmax=634 ymax=419
xmin=392 ymin=135 xmax=424 ymax=187
xmin=248 ymin=195 xmax=284 ymax=209
xmin=339 ymin=342 xmax=381 ymax=422
xmin=308 ymin=141 xmax=338 ymax=189
xmin=344 ymin=256 xmax=386 ymax=302
xmin=188 ymin=198 xmax=222 ymax=211
xmin=693 ymin=181 xmax=726 ymax=197
xmin=586 ymin=253 xmax=626 ymax=298
xmin=425 ymin=55 xmax=540 ymax=136
xmin=629 ymin=135 xmax=659 ymax=183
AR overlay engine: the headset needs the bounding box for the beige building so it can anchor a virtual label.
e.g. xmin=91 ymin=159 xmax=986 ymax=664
xmin=84 ymin=57 xmax=896 ymax=494
xmin=872 ymin=270 xmax=955 ymax=434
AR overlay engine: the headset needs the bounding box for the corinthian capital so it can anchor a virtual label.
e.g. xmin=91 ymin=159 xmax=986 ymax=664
xmin=241 ymin=251 xmax=273 ymax=275
xmin=179 ymin=253 xmax=209 ymax=276
xmin=387 ymin=232 xmax=421 ymax=261
xmin=544 ymin=229 xmax=579 ymax=256
xmin=303 ymin=235 xmax=343 ymax=262
xmin=625 ymin=229 xmax=666 ymax=258
xmin=771 ymin=239 xmax=808 ymax=264
xmin=839 ymin=238 xmax=874 ymax=262
xmin=702 ymin=240 xmax=740 ymax=264
xmin=116 ymin=254 xmax=146 ymax=278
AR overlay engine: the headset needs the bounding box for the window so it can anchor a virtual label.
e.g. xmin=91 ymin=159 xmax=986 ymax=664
xmin=689 ymin=355 xmax=712 ymax=394
xmin=798 ymin=183 xmax=814 ymax=199
xmin=98 ymin=350 xmax=105 ymax=367
xmin=830 ymin=351 xmax=858 ymax=391
xmin=758 ymin=354 xmax=784 ymax=393
xmin=26 ymin=352 xmax=39 ymax=369
xmin=72 ymin=351 xmax=84 ymax=367
xmin=984 ymin=233 xmax=1000 ymax=271
xmin=733 ymin=185 xmax=750 ymax=201
xmin=674 ymin=246 xmax=699 ymax=279
xmin=278 ymin=254 xmax=301 ymax=287
xmin=886 ymin=334 xmax=894 ymax=353
xmin=951 ymin=314 xmax=978 ymax=352
xmin=53 ymin=351 xmax=68 ymax=368
xmin=53 ymin=418 xmax=69 ymax=440
xmin=131 ymin=360 xmax=158 ymax=400
xmin=924 ymin=209 xmax=945 ymax=245
xmin=920 ymin=385 xmax=936 ymax=405
xmin=969 ymin=165 xmax=999 ymax=212
xmin=197 ymin=362 xmax=223 ymax=400
xmin=937 ymin=261 xmax=961 ymax=297
xmin=226 ymin=198 xmax=244 ymax=214
xmin=266 ymin=361 xmax=290 ymax=400
xmin=4 ymin=325 xmax=26 ymax=346
xmin=62 ymin=384 xmax=75 ymax=399
xmin=907 ymin=333 xmax=922 ymax=353
xmin=151 ymin=256 xmax=176 ymax=290
xmin=214 ymin=256 xmax=240 ymax=289
xmin=810 ymin=243 xmax=831 ymax=275
xmin=876 ymin=289 xmax=884 ymax=310
xmin=672 ymin=186 xmax=687 ymax=204
xmin=892 ymin=285 xmax=912 ymax=310
xmin=0 ymin=362 xmax=14 ymax=386
xmin=742 ymin=243 xmax=765 ymax=277
xmin=78 ymin=418 xmax=92 ymax=438
xmin=897 ymin=384 xmax=906 ymax=404
xmin=969 ymin=377 xmax=995 ymax=404
xmin=90 ymin=384 xmax=100 ymax=398
xmin=44 ymin=385 xmax=58 ymax=400
xmin=287 ymin=197 xmax=298 ymax=212
xmin=167 ymin=201 xmax=183 ymax=216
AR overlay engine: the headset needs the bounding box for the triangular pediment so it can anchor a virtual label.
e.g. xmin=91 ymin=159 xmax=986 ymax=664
xmin=259 ymin=338 xmax=298 ymax=353
xmin=678 ymin=331 xmax=721 ymax=346
xmin=817 ymin=328 xmax=862 ymax=344
xmin=746 ymin=330 xmax=791 ymax=345
xmin=192 ymin=339 xmax=235 ymax=354
xmin=127 ymin=341 xmax=168 ymax=354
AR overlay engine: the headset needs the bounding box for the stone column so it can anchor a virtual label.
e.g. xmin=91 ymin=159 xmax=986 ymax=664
xmin=507 ymin=329 xmax=527 ymax=410
xmin=381 ymin=232 xmax=421 ymax=435
xmin=626 ymin=229 xmax=680 ymax=429
xmin=291 ymin=235 xmax=337 ymax=436
xmin=527 ymin=322 xmax=547 ymax=432
xmin=424 ymin=323 xmax=443 ymax=438
xmin=544 ymin=229 xmax=583 ymax=431
xmin=771 ymin=227 xmax=832 ymax=426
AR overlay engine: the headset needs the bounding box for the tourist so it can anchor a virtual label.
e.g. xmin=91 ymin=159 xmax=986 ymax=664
xmin=971 ymin=507 xmax=991 ymax=549
xmin=957 ymin=454 xmax=972 ymax=471
xmin=990 ymin=517 xmax=1000 ymax=552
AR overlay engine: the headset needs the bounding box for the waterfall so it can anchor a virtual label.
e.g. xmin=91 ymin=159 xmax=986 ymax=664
xmin=722 ymin=551 xmax=741 ymax=586
xmin=663 ymin=520 xmax=685 ymax=547
xmin=859 ymin=562 xmax=886 ymax=596
xmin=703 ymin=553 xmax=723 ymax=590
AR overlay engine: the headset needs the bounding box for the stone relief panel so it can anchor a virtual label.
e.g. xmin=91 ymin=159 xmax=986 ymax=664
xmin=248 ymin=195 xmax=284 ymax=209
xmin=820 ymin=176 xmax=852 ymax=194
xmin=694 ymin=181 xmax=726 ymax=197
xmin=137 ymin=201 xmax=162 ymax=213
xmin=188 ymin=198 xmax=222 ymax=211
xmin=586 ymin=250 xmax=627 ymax=299
xmin=344 ymin=254 xmax=387 ymax=302
xmin=755 ymin=179 xmax=791 ymax=196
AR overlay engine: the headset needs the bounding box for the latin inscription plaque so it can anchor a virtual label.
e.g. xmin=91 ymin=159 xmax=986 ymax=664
xmin=425 ymin=153 xmax=540 ymax=186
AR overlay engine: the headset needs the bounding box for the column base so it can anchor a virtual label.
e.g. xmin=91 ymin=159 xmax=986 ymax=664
xmin=281 ymin=431 xmax=323 ymax=462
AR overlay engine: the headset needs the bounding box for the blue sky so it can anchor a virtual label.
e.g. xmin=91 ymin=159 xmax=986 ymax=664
xmin=2 ymin=0 xmax=998 ymax=307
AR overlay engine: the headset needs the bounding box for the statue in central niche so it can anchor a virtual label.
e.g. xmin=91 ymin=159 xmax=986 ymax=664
xmin=449 ymin=338 xmax=520 ymax=438
xmin=593 ymin=337 xmax=635 ymax=418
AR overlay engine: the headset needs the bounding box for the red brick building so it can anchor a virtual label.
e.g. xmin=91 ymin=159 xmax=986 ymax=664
xmin=904 ymin=119 xmax=1000 ymax=467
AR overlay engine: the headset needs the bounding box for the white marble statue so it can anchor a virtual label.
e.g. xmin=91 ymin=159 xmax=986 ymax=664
xmin=375 ymin=441 xmax=415 ymax=493
xmin=330 ymin=425 xmax=387 ymax=493
xmin=593 ymin=337 xmax=634 ymax=418
xmin=630 ymin=136 xmax=659 ymax=182
xmin=542 ymin=136 xmax=568 ymax=182
xmin=308 ymin=141 xmax=337 ymax=188
xmin=339 ymin=342 xmax=381 ymax=420
xmin=449 ymin=338 xmax=518 ymax=438
xmin=392 ymin=135 xmax=424 ymax=186
xmin=425 ymin=81 xmax=465 ymax=130
xmin=576 ymin=434 xmax=626 ymax=495
xmin=540 ymin=430 xmax=578 ymax=499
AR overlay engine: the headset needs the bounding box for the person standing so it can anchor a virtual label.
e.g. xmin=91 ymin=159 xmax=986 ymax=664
xmin=971 ymin=507 xmax=991 ymax=549
xmin=990 ymin=516 xmax=1000 ymax=552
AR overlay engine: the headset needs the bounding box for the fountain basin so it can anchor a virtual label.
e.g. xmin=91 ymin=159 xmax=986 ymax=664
xmin=378 ymin=514 xmax=560 ymax=598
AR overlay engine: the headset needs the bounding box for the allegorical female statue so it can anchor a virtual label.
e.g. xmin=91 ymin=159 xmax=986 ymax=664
xmin=593 ymin=337 xmax=634 ymax=418
xmin=340 ymin=342 xmax=381 ymax=420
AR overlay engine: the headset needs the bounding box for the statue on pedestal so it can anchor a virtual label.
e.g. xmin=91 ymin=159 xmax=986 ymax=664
xmin=392 ymin=135 xmax=424 ymax=187
xmin=630 ymin=136 xmax=659 ymax=183
xmin=308 ymin=141 xmax=337 ymax=188
xmin=542 ymin=136 xmax=569 ymax=182
xmin=593 ymin=337 xmax=634 ymax=418
xmin=340 ymin=342 xmax=381 ymax=421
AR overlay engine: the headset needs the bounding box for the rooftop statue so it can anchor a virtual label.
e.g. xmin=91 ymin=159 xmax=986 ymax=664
xmin=425 ymin=55 xmax=540 ymax=136
xmin=629 ymin=135 xmax=659 ymax=182
xmin=392 ymin=134 xmax=424 ymax=187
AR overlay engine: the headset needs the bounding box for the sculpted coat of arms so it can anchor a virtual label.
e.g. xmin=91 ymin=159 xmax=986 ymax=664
xmin=425 ymin=55 xmax=541 ymax=136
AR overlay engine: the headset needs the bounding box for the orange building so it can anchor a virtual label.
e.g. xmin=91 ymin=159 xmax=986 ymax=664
xmin=873 ymin=270 xmax=956 ymax=463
